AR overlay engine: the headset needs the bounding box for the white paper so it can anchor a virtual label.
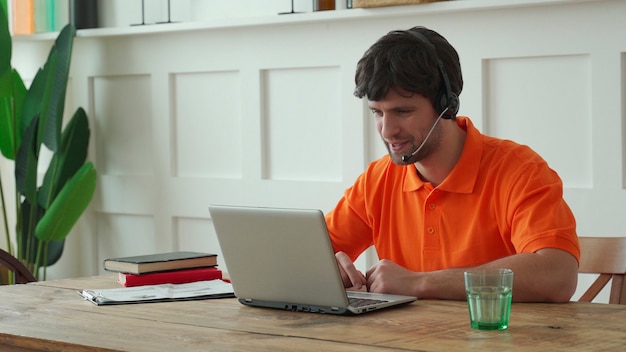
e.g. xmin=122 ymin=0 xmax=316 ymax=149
xmin=79 ymin=280 xmax=234 ymax=305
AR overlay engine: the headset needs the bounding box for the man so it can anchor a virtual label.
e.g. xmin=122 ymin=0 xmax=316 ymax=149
xmin=326 ymin=26 xmax=579 ymax=303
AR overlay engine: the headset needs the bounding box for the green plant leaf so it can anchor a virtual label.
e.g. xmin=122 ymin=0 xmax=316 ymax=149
xmin=35 ymin=162 xmax=96 ymax=242
xmin=40 ymin=24 xmax=75 ymax=153
xmin=16 ymin=24 xmax=76 ymax=160
xmin=0 ymin=69 xmax=27 ymax=160
xmin=31 ymin=57 xmax=57 ymax=151
xmin=0 ymin=3 xmax=10 ymax=75
xmin=17 ymin=198 xmax=64 ymax=267
xmin=39 ymin=107 xmax=90 ymax=208
xmin=15 ymin=192 xmax=69 ymax=271
xmin=20 ymin=64 xmax=49 ymax=141
xmin=0 ymin=95 xmax=11 ymax=158
xmin=18 ymin=197 xmax=43 ymax=263
xmin=15 ymin=114 xmax=40 ymax=203
xmin=43 ymin=238 xmax=65 ymax=266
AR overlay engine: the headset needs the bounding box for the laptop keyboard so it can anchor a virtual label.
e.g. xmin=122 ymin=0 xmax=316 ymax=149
xmin=349 ymin=297 xmax=388 ymax=308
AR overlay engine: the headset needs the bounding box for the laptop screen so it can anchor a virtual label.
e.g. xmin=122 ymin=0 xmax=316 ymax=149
xmin=209 ymin=205 xmax=350 ymax=308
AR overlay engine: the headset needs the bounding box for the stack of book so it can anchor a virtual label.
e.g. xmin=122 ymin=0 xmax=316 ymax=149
xmin=9 ymin=0 xmax=70 ymax=35
xmin=104 ymin=251 xmax=223 ymax=287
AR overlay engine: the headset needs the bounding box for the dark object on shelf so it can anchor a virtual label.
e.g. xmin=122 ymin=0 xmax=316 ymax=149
xmin=314 ymin=0 xmax=335 ymax=11
xmin=279 ymin=0 xmax=302 ymax=14
xmin=157 ymin=0 xmax=176 ymax=24
xmin=70 ymin=0 xmax=98 ymax=29
xmin=132 ymin=0 xmax=147 ymax=26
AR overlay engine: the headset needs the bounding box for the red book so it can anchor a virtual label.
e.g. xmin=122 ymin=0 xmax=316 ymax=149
xmin=117 ymin=267 xmax=223 ymax=287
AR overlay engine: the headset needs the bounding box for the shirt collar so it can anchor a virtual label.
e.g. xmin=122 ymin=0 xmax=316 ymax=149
xmin=404 ymin=116 xmax=482 ymax=194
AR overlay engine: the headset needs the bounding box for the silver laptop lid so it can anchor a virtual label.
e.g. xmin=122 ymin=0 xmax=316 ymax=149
xmin=209 ymin=205 xmax=350 ymax=309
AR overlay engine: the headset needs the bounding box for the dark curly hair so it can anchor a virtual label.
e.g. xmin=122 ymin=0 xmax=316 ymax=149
xmin=354 ymin=26 xmax=463 ymax=108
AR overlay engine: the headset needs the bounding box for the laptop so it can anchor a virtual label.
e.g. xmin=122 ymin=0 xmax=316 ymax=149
xmin=208 ymin=204 xmax=417 ymax=315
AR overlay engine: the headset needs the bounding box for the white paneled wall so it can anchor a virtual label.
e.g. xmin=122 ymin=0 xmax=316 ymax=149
xmin=5 ymin=0 xmax=625 ymax=303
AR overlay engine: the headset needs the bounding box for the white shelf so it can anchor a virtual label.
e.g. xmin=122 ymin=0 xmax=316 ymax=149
xmin=12 ymin=0 xmax=596 ymax=40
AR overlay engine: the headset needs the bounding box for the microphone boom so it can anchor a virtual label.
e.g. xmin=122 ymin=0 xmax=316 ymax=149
xmin=401 ymin=107 xmax=448 ymax=163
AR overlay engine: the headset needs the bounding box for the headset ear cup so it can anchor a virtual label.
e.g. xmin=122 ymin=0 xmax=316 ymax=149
xmin=435 ymin=89 xmax=447 ymax=116
xmin=435 ymin=89 xmax=459 ymax=120
xmin=446 ymin=93 xmax=459 ymax=118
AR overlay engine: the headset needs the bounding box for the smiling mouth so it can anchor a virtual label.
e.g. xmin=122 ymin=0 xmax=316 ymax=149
xmin=388 ymin=141 xmax=410 ymax=153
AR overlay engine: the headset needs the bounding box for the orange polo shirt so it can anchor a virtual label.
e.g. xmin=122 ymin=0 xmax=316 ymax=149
xmin=326 ymin=116 xmax=579 ymax=271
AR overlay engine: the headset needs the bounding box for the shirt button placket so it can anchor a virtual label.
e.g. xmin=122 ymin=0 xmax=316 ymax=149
xmin=424 ymin=196 xmax=439 ymax=250
xmin=427 ymin=202 xmax=437 ymax=235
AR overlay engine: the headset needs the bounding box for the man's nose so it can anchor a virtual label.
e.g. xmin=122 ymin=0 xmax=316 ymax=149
xmin=379 ymin=115 xmax=400 ymax=139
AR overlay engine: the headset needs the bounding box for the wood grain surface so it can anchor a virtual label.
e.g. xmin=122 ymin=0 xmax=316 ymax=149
xmin=0 ymin=275 xmax=624 ymax=351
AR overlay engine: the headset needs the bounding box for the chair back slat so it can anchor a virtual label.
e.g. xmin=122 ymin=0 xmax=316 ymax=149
xmin=578 ymin=237 xmax=626 ymax=274
xmin=578 ymin=274 xmax=611 ymax=302
xmin=577 ymin=237 xmax=626 ymax=304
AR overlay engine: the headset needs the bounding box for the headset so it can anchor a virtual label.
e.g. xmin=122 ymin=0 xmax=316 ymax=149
xmin=407 ymin=27 xmax=459 ymax=120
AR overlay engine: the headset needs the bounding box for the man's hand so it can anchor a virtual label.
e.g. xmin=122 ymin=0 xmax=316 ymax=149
xmin=366 ymin=259 xmax=419 ymax=296
xmin=335 ymin=251 xmax=366 ymax=289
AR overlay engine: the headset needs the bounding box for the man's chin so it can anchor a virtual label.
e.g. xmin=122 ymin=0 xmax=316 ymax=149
xmin=390 ymin=153 xmax=412 ymax=165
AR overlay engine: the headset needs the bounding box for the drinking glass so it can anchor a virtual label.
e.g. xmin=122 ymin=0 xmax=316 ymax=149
xmin=464 ymin=268 xmax=513 ymax=330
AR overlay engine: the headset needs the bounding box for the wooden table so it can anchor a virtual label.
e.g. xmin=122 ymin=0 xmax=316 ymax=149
xmin=1 ymin=275 xmax=625 ymax=351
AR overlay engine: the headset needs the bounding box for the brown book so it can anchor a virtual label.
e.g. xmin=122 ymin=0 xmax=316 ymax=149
xmin=352 ymin=0 xmax=444 ymax=9
xmin=103 ymin=251 xmax=217 ymax=274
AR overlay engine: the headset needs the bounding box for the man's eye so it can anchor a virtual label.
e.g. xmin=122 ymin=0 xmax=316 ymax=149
xmin=371 ymin=110 xmax=382 ymax=117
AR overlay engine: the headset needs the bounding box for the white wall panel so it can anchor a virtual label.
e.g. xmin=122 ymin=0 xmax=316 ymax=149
xmin=97 ymin=214 xmax=157 ymax=259
xmin=484 ymin=55 xmax=592 ymax=189
xmin=93 ymin=75 xmax=154 ymax=176
xmin=262 ymin=66 xmax=342 ymax=181
xmin=173 ymin=70 xmax=243 ymax=178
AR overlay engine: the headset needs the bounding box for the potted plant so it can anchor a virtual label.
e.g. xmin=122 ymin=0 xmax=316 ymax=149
xmin=0 ymin=6 xmax=96 ymax=281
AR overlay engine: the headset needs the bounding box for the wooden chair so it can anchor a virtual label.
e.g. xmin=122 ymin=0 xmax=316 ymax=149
xmin=0 ymin=248 xmax=37 ymax=284
xmin=577 ymin=237 xmax=626 ymax=304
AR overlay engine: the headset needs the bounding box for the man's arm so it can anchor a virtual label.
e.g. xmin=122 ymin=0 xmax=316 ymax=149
xmin=351 ymin=248 xmax=578 ymax=303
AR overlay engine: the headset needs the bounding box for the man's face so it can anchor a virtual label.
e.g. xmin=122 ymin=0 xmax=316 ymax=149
xmin=369 ymin=89 xmax=441 ymax=165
